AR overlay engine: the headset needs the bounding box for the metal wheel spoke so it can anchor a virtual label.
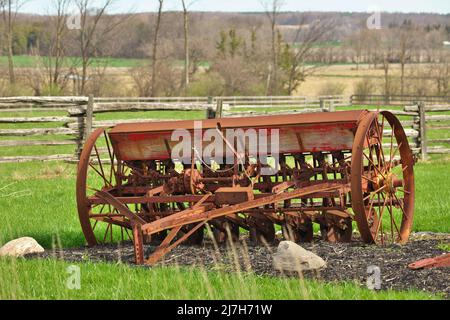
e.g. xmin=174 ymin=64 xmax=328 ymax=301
xmin=386 ymin=195 xmax=401 ymax=237
xmin=389 ymin=196 xmax=394 ymax=242
xmin=367 ymin=193 xmax=376 ymax=219
xmin=88 ymin=163 xmax=112 ymax=188
xmin=94 ymin=145 xmax=108 ymax=183
xmin=363 ymin=185 xmax=387 ymax=201
xmin=363 ymin=152 xmax=386 ymax=178
xmin=392 ymin=193 xmax=407 ymax=218
xmin=396 ymin=188 xmax=410 ymax=195
xmin=388 ymin=124 xmax=395 ymax=169
xmin=375 ymin=121 xmax=386 ymax=170
xmin=125 ymin=228 xmax=132 ymax=241
xmin=362 ymin=175 xmax=376 ymax=184
xmin=92 ymin=220 xmax=98 ymax=231
xmin=390 ymin=141 xmax=403 ymax=169
xmin=374 ymin=194 xmax=389 ymax=242
xmin=102 ymin=223 xmax=111 ymax=243
xmin=103 ymin=131 xmax=117 ymax=179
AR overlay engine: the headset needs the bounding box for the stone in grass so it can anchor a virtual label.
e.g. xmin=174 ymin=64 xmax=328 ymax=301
xmin=273 ymin=241 xmax=326 ymax=272
xmin=0 ymin=237 xmax=44 ymax=258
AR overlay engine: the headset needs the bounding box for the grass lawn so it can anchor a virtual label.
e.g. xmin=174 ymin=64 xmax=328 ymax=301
xmin=0 ymin=258 xmax=440 ymax=300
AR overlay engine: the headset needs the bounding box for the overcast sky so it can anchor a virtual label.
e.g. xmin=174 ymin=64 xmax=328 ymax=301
xmin=20 ymin=0 xmax=450 ymax=15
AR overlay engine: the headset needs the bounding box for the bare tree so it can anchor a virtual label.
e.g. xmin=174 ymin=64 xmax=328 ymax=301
xmin=283 ymin=18 xmax=335 ymax=95
xmin=0 ymin=0 xmax=28 ymax=84
xmin=43 ymin=0 xmax=71 ymax=92
xmin=150 ymin=0 xmax=164 ymax=97
xmin=180 ymin=0 xmax=198 ymax=91
xmin=428 ymin=50 xmax=450 ymax=96
xmin=74 ymin=0 xmax=124 ymax=95
xmin=348 ymin=28 xmax=365 ymax=70
xmin=260 ymin=0 xmax=284 ymax=95
xmin=397 ymin=22 xmax=416 ymax=95
xmin=377 ymin=30 xmax=396 ymax=100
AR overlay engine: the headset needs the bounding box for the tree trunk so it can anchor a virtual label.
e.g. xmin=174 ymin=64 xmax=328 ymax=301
xmin=151 ymin=0 xmax=164 ymax=97
xmin=400 ymin=61 xmax=405 ymax=96
xmin=81 ymin=58 xmax=88 ymax=95
xmin=270 ymin=18 xmax=278 ymax=95
xmin=7 ymin=34 xmax=15 ymax=84
xmin=182 ymin=1 xmax=190 ymax=91
xmin=6 ymin=0 xmax=15 ymax=84
xmin=383 ymin=58 xmax=390 ymax=104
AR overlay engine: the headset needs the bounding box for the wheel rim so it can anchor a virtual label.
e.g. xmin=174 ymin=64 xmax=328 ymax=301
xmin=351 ymin=111 xmax=415 ymax=244
xmin=76 ymin=128 xmax=132 ymax=246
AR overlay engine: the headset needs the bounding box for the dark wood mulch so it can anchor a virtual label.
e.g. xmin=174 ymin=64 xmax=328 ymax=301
xmin=30 ymin=232 xmax=450 ymax=298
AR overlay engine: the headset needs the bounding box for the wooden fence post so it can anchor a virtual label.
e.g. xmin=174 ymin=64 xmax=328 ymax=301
xmin=215 ymin=98 xmax=223 ymax=118
xmin=206 ymin=96 xmax=216 ymax=119
xmin=68 ymin=99 xmax=88 ymax=160
xmin=328 ymin=100 xmax=335 ymax=112
xmin=85 ymin=95 xmax=94 ymax=139
xmin=418 ymin=101 xmax=428 ymax=160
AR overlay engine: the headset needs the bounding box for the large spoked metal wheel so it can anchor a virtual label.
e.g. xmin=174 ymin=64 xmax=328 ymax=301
xmin=351 ymin=111 xmax=415 ymax=244
xmin=76 ymin=128 xmax=132 ymax=246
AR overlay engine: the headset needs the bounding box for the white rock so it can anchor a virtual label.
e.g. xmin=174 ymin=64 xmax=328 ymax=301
xmin=273 ymin=241 xmax=326 ymax=272
xmin=0 ymin=237 xmax=44 ymax=258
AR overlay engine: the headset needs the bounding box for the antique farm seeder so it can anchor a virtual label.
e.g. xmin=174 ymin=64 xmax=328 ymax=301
xmin=76 ymin=110 xmax=415 ymax=265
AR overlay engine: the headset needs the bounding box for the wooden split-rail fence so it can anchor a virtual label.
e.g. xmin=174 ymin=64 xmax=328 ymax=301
xmin=0 ymin=95 xmax=448 ymax=163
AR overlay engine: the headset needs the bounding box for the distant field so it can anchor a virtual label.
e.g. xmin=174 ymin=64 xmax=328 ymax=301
xmin=295 ymin=63 xmax=436 ymax=96
xmin=0 ymin=55 xmax=147 ymax=68
xmin=0 ymin=55 xmax=211 ymax=69
xmin=0 ymin=56 xmax=442 ymax=98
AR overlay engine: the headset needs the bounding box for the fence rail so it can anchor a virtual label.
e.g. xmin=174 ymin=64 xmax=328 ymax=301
xmin=351 ymin=94 xmax=450 ymax=106
xmin=408 ymin=102 xmax=450 ymax=157
xmin=0 ymin=95 xmax=448 ymax=163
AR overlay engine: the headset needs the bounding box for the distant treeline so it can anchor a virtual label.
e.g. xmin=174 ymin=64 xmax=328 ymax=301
xmin=0 ymin=2 xmax=450 ymax=98
xmin=2 ymin=11 xmax=450 ymax=60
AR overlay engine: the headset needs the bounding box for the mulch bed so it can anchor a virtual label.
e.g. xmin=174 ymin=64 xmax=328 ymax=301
xmin=31 ymin=232 xmax=450 ymax=298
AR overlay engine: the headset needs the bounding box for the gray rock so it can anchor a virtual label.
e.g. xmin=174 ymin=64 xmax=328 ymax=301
xmin=0 ymin=237 xmax=45 ymax=258
xmin=273 ymin=241 xmax=326 ymax=272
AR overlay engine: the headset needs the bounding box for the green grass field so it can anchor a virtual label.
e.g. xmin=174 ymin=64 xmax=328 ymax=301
xmin=0 ymin=258 xmax=439 ymax=300
xmin=0 ymin=107 xmax=449 ymax=300
xmin=0 ymin=55 xmax=210 ymax=69
xmin=0 ymin=55 xmax=147 ymax=68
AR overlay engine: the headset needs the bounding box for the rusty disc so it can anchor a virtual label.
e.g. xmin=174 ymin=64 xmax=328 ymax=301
xmin=248 ymin=215 xmax=276 ymax=244
xmin=179 ymin=224 xmax=205 ymax=245
xmin=351 ymin=111 xmax=415 ymax=244
xmin=210 ymin=219 xmax=240 ymax=244
xmin=282 ymin=216 xmax=313 ymax=242
xmin=319 ymin=217 xmax=352 ymax=243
